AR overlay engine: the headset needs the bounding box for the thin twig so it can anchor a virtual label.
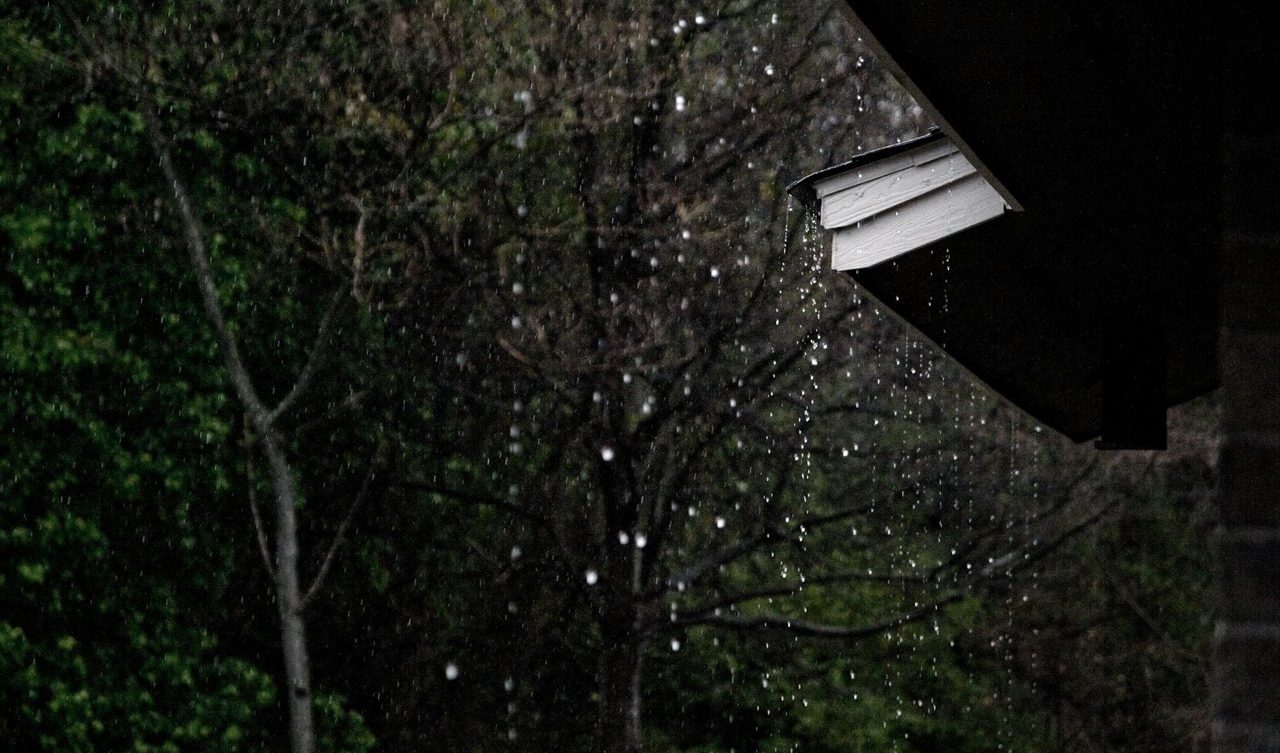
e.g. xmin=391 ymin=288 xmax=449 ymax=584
xmin=303 ymin=444 xmax=387 ymax=606
xmin=662 ymin=486 xmax=905 ymax=592
xmin=244 ymin=425 xmax=276 ymax=580
xmin=676 ymin=568 xmax=936 ymax=621
xmin=349 ymin=196 xmax=369 ymax=304
xmin=268 ymin=284 xmax=346 ymax=425
xmin=396 ymin=478 xmax=550 ymax=526
xmin=671 ymin=590 xmax=966 ymax=640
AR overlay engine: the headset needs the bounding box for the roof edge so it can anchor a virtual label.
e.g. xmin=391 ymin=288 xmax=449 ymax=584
xmin=827 ymin=3 xmax=1024 ymax=212
xmin=786 ymin=128 xmax=945 ymax=211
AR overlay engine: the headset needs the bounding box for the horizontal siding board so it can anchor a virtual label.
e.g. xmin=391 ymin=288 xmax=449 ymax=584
xmin=821 ymin=151 xmax=978 ymax=228
xmin=831 ymin=173 xmax=1006 ymax=270
xmin=813 ymin=139 xmax=958 ymax=199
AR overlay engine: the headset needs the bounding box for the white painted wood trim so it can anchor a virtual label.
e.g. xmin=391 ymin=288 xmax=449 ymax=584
xmin=831 ymin=172 xmax=1006 ymax=270
xmin=813 ymin=139 xmax=958 ymax=199
xmin=820 ymin=151 xmax=977 ymax=229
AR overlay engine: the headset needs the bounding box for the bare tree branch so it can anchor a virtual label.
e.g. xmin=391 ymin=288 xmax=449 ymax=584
xmin=244 ymin=425 xmax=275 ymax=580
xmin=348 ymin=196 xmax=370 ymax=304
xmin=268 ymin=284 xmax=346 ymax=425
xmin=397 ymin=478 xmax=549 ymax=527
xmin=662 ymin=485 xmax=905 ymax=593
xmin=675 ymin=568 xmax=937 ymax=622
xmin=303 ymin=443 xmax=387 ymax=606
xmin=671 ymin=590 xmax=966 ymax=640
xmin=144 ymin=108 xmax=270 ymax=424
xmin=668 ymin=480 xmax=1123 ymax=644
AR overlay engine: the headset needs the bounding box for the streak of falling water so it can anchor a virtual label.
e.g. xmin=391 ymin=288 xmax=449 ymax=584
xmin=768 ymin=178 xmax=1048 ymax=749
xmin=792 ymin=204 xmax=830 ymax=592
xmin=829 ymin=234 xmax=1050 ymax=749
xmin=753 ymin=196 xmax=833 ymax=722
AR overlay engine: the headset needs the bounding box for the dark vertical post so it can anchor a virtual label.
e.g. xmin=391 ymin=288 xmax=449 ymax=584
xmin=1215 ymin=11 xmax=1280 ymax=753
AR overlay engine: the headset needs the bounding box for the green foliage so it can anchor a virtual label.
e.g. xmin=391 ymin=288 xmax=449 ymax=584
xmin=0 ymin=9 xmax=375 ymax=750
xmin=0 ymin=3 xmax=1213 ymax=753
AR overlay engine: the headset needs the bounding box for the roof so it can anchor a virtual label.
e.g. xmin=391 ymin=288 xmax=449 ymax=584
xmin=789 ymin=1 xmax=1221 ymax=444
xmin=787 ymin=127 xmax=947 ymax=209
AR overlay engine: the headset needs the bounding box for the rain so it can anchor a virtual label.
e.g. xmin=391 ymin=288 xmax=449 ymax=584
xmin=0 ymin=2 xmax=1223 ymax=753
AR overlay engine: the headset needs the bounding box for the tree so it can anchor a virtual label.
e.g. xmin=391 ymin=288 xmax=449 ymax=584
xmin=3 ymin=2 xmax=1210 ymax=752
xmin=1008 ymin=400 xmax=1216 ymax=753
xmin=0 ymin=10 xmax=371 ymax=751
xmin=367 ymin=2 xmax=1132 ymax=750
xmin=14 ymin=2 xmax=439 ymax=749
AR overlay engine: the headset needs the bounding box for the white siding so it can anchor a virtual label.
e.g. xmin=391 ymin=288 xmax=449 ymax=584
xmin=830 ymin=173 xmax=1007 ymax=271
xmin=814 ymin=136 xmax=1008 ymax=271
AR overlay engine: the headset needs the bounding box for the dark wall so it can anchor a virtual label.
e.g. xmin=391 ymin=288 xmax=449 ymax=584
xmin=1214 ymin=10 xmax=1280 ymax=753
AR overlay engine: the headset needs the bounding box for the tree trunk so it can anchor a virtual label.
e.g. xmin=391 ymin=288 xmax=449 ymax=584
xmin=597 ymin=621 xmax=645 ymax=753
xmin=260 ymin=429 xmax=317 ymax=753
xmin=147 ymin=112 xmax=320 ymax=753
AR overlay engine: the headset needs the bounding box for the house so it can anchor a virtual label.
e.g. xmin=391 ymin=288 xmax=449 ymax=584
xmin=790 ymin=3 xmax=1278 ymax=751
